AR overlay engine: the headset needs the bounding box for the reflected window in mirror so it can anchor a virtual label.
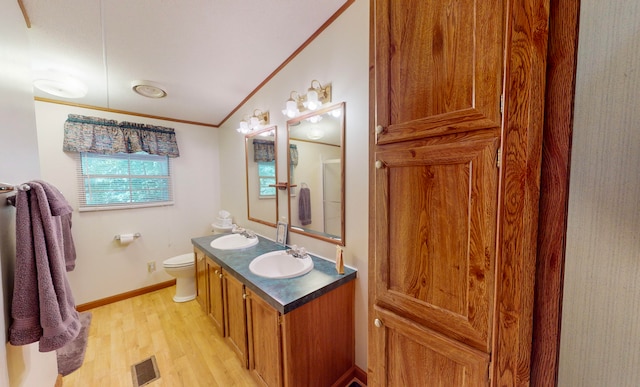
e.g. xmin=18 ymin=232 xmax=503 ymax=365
xmin=287 ymin=102 xmax=345 ymax=245
xmin=257 ymin=160 xmax=276 ymax=198
xmin=245 ymin=126 xmax=278 ymax=227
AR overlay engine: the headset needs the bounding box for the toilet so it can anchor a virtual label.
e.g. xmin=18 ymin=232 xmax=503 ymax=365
xmin=163 ymin=253 xmax=196 ymax=302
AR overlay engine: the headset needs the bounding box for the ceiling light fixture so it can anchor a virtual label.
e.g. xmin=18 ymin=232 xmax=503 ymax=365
xmin=237 ymin=109 xmax=270 ymax=134
xmin=131 ymin=80 xmax=167 ymax=98
xmin=282 ymin=80 xmax=331 ymax=118
xmin=33 ymin=70 xmax=88 ymax=99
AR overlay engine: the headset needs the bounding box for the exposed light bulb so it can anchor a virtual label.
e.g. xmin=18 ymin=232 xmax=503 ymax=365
xmin=282 ymin=99 xmax=298 ymax=118
xmin=236 ymin=120 xmax=249 ymax=134
xmin=305 ymin=89 xmax=320 ymax=110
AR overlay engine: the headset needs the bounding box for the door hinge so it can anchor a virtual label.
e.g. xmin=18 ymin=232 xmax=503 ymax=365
xmin=500 ymin=94 xmax=504 ymax=114
xmin=497 ymin=148 xmax=502 ymax=169
xmin=278 ymin=315 xmax=283 ymax=325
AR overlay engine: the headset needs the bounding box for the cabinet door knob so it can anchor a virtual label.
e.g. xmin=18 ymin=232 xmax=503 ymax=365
xmin=242 ymin=293 xmax=249 ymax=300
xmin=375 ymin=125 xmax=385 ymax=135
xmin=218 ymin=273 xmax=223 ymax=279
xmin=374 ymin=318 xmax=383 ymax=328
xmin=375 ymin=160 xmax=384 ymax=169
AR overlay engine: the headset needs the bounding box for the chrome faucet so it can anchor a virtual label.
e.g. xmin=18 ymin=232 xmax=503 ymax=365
xmin=232 ymin=224 xmax=256 ymax=239
xmin=286 ymin=245 xmax=308 ymax=259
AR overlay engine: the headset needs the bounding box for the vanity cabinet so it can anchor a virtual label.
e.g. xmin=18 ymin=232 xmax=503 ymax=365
xmin=223 ymin=270 xmax=248 ymax=367
xmin=246 ymin=290 xmax=282 ymax=387
xmin=193 ymin=244 xmax=355 ymax=387
xmin=207 ymin=259 xmax=224 ymax=336
xmin=195 ymin=248 xmax=226 ymax=336
xmin=194 ymin=248 xmax=208 ymax=311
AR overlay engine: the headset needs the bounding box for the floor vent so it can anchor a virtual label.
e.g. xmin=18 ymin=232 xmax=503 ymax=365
xmin=131 ymin=355 xmax=160 ymax=386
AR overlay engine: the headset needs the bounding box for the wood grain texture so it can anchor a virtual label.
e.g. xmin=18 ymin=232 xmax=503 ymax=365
xmin=492 ymin=0 xmax=550 ymax=385
xmin=374 ymin=0 xmax=503 ymax=145
xmin=207 ymin=258 xmax=225 ymax=336
xmin=281 ymin=281 xmax=355 ymax=387
xmin=530 ymin=0 xmax=580 ymax=385
xmin=223 ymin=271 xmax=248 ymax=367
xmin=194 ymin=247 xmax=208 ymax=311
xmin=75 ymin=280 xmax=176 ymax=312
xmin=374 ymin=306 xmax=489 ymax=386
xmin=62 ymin=286 xmax=258 ymax=386
xmin=374 ymin=133 xmax=499 ymax=351
xmin=246 ymin=290 xmax=283 ymax=387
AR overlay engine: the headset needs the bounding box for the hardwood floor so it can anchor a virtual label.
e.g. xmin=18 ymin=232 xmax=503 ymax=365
xmin=63 ymin=286 xmax=258 ymax=386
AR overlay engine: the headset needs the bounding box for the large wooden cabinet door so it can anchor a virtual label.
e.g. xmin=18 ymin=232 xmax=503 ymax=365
xmin=371 ymin=131 xmax=499 ymax=386
xmin=370 ymin=0 xmax=504 ymax=385
xmin=370 ymin=0 xmax=551 ymax=385
xmin=224 ymin=272 xmax=248 ymax=367
xmin=246 ymin=290 xmax=282 ymax=387
xmin=373 ymin=0 xmax=503 ymax=145
xmin=207 ymin=258 xmax=225 ymax=336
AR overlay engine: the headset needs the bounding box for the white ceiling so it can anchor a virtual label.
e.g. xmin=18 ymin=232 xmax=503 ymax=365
xmin=21 ymin=0 xmax=350 ymax=127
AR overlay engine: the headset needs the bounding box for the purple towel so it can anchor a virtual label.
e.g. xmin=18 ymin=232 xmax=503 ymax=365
xmin=298 ymin=187 xmax=312 ymax=226
xmin=9 ymin=181 xmax=80 ymax=352
xmin=33 ymin=180 xmax=77 ymax=271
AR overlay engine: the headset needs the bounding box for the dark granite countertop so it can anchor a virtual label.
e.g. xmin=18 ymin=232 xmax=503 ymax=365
xmin=191 ymin=234 xmax=357 ymax=314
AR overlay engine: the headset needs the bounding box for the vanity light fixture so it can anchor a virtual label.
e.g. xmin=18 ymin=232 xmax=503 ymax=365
xmin=131 ymin=80 xmax=167 ymax=98
xmin=282 ymin=80 xmax=332 ymax=118
xmin=282 ymin=91 xmax=302 ymax=118
xmin=237 ymin=109 xmax=270 ymax=134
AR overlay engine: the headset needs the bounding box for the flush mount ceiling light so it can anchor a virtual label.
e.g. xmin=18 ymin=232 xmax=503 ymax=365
xmin=237 ymin=109 xmax=270 ymax=134
xmin=33 ymin=70 xmax=88 ymax=99
xmin=282 ymin=80 xmax=331 ymax=118
xmin=131 ymin=80 xmax=167 ymax=98
xmin=306 ymin=127 xmax=325 ymax=140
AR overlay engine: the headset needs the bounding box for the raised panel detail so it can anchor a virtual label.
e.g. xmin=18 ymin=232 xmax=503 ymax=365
xmin=374 ymin=132 xmax=499 ymax=350
xmin=375 ymin=0 xmax=504 ymax=144
xmin=373 ymin=306 xmax=489 ymax=387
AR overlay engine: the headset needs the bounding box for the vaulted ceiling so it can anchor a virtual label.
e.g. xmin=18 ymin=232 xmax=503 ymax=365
xmin=20 ymin=0 xmax=350 ymax=127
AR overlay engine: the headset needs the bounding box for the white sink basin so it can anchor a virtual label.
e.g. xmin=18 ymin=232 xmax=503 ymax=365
xmin=249 ymin=250 xmax=314 ymax=279
xmin=210 ymin=234 xmax=259 ymax=250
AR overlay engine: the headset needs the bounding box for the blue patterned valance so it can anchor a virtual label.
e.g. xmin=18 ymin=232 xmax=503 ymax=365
xmin=62 ymin=114 xmax=180 ymax=157
xmin=253 ymin=139 xmax=275 ymax=162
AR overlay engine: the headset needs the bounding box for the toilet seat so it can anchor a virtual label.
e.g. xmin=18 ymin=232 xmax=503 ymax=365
xmin=163 ymin=253 xmax=195 ymax=268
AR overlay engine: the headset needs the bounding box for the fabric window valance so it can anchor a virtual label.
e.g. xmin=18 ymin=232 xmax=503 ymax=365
xmin=62 ymin=114 xmax=180 ymax=157
xmin=289 ymin=144 xmax=298 ymax=166
xmin=253 ymin=139 xmax=275 ymax=162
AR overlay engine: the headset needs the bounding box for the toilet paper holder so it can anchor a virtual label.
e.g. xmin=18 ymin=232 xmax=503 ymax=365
xmin=114 ymin=233 xmax=142 ymax=240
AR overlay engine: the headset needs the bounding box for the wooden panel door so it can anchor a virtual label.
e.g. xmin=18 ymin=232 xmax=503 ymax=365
xmin=207 ymin=258 xmax=225 ymax=337
xmin=371 ymin=0 xmax=551 ymax=385
xmin=373 ymin=0 xmax=504 ymax=145
xmin=224 ymin=272 xmax=248 ymax=367
xmin=246 ymin=289 xmax=283 ymax=387
xmin=194 ymin=248 xmax=208 ymax=312
xmin=373 ymin=306 xmax=490 ymax=386
xmin=373 ymin=132 xmax=499 ymax=352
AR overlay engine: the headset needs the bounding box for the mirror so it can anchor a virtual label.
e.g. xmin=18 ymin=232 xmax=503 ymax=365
xmin=245 ymin=126 xmax=278 ymax=227
xmin=287 ymin=102 xmax=345 ymax=245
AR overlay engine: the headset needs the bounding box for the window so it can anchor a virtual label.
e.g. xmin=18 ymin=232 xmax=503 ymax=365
xmin=257 ymin=161 xmax=276 ymax=198
xmin=77 ymin=152 xmax=173 ymax=211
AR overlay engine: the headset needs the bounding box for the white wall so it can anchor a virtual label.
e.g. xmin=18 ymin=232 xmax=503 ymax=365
xmin=218 ymin=0 xmax=370 ymax=369
xmin=558 ymin=1 xmax=640 ymax=385
xmin=0 ymin=2 xmax=58 ymax=386
xmin=34 ymin=102 xmax=221 ymax=304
